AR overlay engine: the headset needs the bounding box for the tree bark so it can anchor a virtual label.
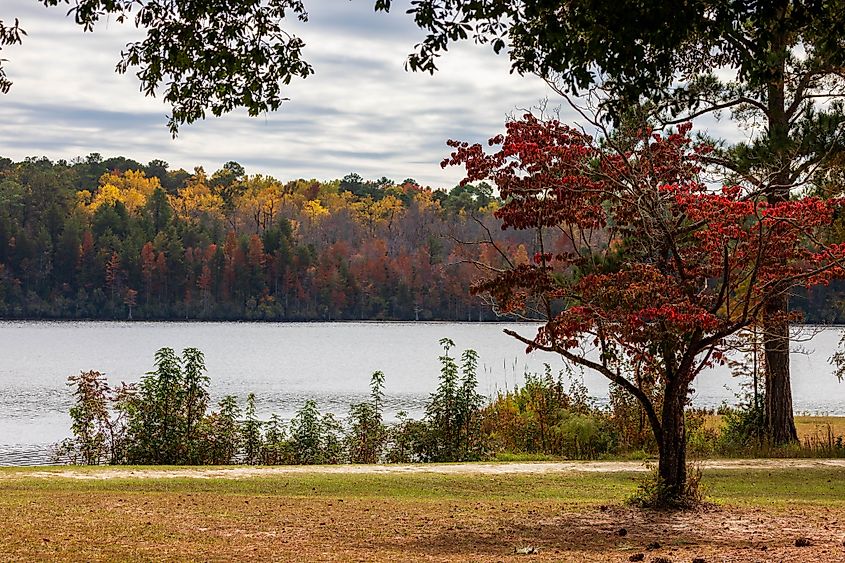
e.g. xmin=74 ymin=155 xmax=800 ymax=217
xmin=657 ymin=383 xmax=687 ymax=500
xmin=764 ymin=294 xmax=799 ymax=443
xmin=762 ymin=22 xmax=798 ymax=445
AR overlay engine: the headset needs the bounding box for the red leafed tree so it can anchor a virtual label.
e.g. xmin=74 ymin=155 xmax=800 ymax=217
xmin=105 ymin=251 xmax=123 ymax=303
xmin=444 ymin=115 xmax=845 ymax=503
xmin=140 ymin=242 xmax=156 ymax=306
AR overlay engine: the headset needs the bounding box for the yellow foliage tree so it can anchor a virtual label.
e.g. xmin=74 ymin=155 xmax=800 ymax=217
xmin=237 ymin=175 xmax=285 ymax=232
xmin=352 ymin=194 xmax=405 ymax=234
xmin=413 ymin=189 xmax=442 ymax=213
xmin=301 ymin=199 xmax=330 ymax=221
xmin=372 ymin=195 xmax=404 ymax=230
xmin=78 ymin=170 xmax=161 ymax=215
xmin=169 ymin=167 xmax=224 ymax=224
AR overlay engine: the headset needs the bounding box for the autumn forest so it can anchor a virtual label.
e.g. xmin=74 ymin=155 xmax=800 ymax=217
xmin=3 ymin=152 xmax=845 ymax=323
xmin=0 ymin=153 xmax=545 ymax=321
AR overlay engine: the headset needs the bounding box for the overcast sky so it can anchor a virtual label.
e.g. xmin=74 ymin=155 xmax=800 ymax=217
xmin=1 ymin=1 xmax=745 ymax=188
xmin=0 ymin=1 xmax=560 ymax=187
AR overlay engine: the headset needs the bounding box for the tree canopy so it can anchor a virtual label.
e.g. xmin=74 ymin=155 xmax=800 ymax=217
xmin=446 ymin=113 xmax=845 ymax=501
xmin=0 ymin=155 xmax=522 ymax=321
xmin=382 ymin=1 xmax=845 ymax=120
xmin=2 ymin=0 xmax=314 ymax=134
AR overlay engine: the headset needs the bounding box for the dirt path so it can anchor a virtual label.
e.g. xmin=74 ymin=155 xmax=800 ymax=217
xmin=7 ymin=457 xmax=845 ymax=480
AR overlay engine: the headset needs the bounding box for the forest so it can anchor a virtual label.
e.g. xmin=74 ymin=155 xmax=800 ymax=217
xmin=0 ymin=154 xmax=534 ymax=321
xmin=2 ymin=153 xmax=844 ymax=323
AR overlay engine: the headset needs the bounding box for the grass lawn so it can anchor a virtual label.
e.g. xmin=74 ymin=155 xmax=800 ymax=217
xmin=2 ymin=464 xmax=844 ymax=561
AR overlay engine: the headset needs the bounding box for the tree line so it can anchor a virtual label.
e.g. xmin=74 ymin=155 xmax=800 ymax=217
xmin=0 ymin=154 xmax=537 ymax=321
xmin=1 ymin=153 xmax=844 ymax=324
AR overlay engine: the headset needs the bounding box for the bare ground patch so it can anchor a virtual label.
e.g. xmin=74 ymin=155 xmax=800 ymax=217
xmin=2 ymin=492 xmax=845 ymax=561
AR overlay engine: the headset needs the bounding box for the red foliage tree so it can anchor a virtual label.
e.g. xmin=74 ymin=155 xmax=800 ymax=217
xmin=105 ymin=251 xmax=123 ymax=303
xmin=444 ymin=115 xmax=845 ymax=502
xmin=140 ymin=242 xmax=156 ymax=305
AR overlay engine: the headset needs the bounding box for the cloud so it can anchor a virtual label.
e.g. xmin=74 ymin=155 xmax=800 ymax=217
xmin=2 ymin=1 xmax=746 ymax=188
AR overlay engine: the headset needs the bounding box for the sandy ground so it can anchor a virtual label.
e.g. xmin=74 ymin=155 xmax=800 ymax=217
xmin=5 ymin=457 xmax=845 ymax=480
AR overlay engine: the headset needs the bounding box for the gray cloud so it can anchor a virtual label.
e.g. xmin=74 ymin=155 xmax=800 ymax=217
xmin=1 ymin=1 xmax=745 ymax=188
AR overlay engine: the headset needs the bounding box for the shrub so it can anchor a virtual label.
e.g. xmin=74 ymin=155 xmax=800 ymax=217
xmin=482 ymin=366 xmax=613 ymax=459
xmin=718 ymin=402 xmax=766 ymax=451
xmin=685 ymin=408 xmax=719 ymax=457
xmin=419 ymin=339 xmax=486 ymax=462
xmin=628 ymin=463 xmax=705 ymax=510
xmin=384 ymin=411 xmax=432 ymax=463
xmin=347 ymin=371 xmax=388 ymax=463
xmin=204 ymin=394 xmax=242 ymax=464
xmin=286 ymin=400 xmax=344 ymax=465
xmin=241 ymin=393 xmax=263 ymax=465
xmin=53 ymin=371 xmax=118 ymax=465
xmin=553 ymin=411 xmax=613 ymax=459
xmin=607 ymin=382 xmax=659 ymax=454
xmin=260 ymin=414 xmax=288 ymax=464
xmin=120 ymin=347 xmax=212 ymax=464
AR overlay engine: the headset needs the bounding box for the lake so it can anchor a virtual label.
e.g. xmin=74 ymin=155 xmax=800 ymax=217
xmin=2 ymin=321 xmax=844 ymax=465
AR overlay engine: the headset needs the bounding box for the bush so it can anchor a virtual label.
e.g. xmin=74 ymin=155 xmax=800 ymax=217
xmin=259 ymin=414 xmax=288 ymax=464
xmin=685 ymin=408 xmax=719 ymax=457
xmin=417 ymin=339 xmax=486 ymax=462
xmin=482 ymin=365 xmax=613 ymax=459
xmin=607 ymin=381 xmax=659 ymax=454
xmin=554 ymin=411 xmax=613 ymax=459
xmin=53 ymin=370 xmax=127 ymax=465
xmin=384 ymin=411 xmax=432 ymax=463
xmin=718 ymin=402 xmax=766 ymax=451
xmin=197 ymin=395 xmax=242 ymax=464
xmin=347 ymin=372 xmax=388 ymax=463
xmin=241 ymin=393 xmax=263 ymax=465
xmin=287 ymin=400 xmax=343 ymax=465
xmin=61 ymin=340 xmax=761 ymax=467
xmin=122 ymin=347 xmax=211 ymax=464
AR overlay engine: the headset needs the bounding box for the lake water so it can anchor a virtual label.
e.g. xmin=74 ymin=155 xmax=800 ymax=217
xmin=2 ymin=321 xmax=844 ymax=465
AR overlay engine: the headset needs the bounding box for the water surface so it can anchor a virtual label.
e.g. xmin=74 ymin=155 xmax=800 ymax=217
xmin=2 ymin=321 xmax=843 ymax=464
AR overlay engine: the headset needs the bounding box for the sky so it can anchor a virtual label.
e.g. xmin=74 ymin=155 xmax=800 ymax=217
xmin=0 ymin=1 xmax=745 ymax=188
xmin=0 ymin=1 xmax=565 ymax=188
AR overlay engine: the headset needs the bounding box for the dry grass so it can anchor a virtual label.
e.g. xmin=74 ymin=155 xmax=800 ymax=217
xmin=796 ymin=416 xmax=845 ymax=441
xmin=700 ymin=415 xmax=845 ymax=441
xmin=2 ymin=465 xmax=844 ymax=561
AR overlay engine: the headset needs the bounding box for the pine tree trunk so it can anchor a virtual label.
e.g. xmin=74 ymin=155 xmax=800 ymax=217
xmin=764 ymin=294 xmax=798 ymax=444
xmin=657 ymin=384 xmax=687 ymax=501
xmin=763 ymin=34 xmax=798 ymax=445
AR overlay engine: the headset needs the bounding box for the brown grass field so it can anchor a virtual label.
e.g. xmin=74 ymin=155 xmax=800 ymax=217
xmin=700 ymin=415 xmax=845 ymax=447
xmin=2 ymin=461 xmax=844 ymax=562
xmin=796 ymin=416 xmax=845 ymax=440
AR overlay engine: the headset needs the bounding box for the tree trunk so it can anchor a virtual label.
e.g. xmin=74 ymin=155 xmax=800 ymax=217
xmin=763 ymin=29 xmax=798 ymax=445
xmin=764 ymin=294 xmax=798 ymax=444
xmin=657 ymin=384 xmax=687 ymax=500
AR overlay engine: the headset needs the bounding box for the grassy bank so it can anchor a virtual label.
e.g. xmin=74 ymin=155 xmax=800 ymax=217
xmin=2 ymin=463 xmax=844 ymax=561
